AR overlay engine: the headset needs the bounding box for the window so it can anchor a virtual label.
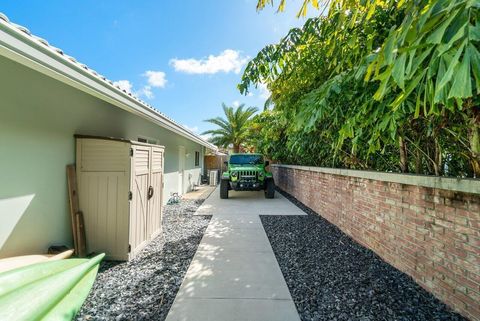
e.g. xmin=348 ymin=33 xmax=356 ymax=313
xmin=138 ymin=136 xmax=158 ymax=145
xmin=229 ymin=154 xmax=263 ymax=165
xmin=195 ymin=151 xmax=200 ymax=167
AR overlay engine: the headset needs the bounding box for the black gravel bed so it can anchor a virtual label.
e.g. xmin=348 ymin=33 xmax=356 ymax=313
xmin=76 ymin=199 xmax=211 ymax=321
xmin=261 ymin=189 xmax=466 ymax=321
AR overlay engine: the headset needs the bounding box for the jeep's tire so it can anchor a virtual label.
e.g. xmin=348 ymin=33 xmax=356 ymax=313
xmin=220 ymin=179 xmax=229 ymax=199
xmin=265 ymin=179 xmax=275 ymax=199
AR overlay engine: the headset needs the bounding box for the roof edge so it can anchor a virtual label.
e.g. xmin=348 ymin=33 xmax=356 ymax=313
xmin=0 ymin=13 xmax=217 ymax=151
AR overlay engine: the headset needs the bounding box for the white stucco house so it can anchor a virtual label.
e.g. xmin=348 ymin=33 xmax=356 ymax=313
xmin=0 ymin=13 xmax=216 ymax=258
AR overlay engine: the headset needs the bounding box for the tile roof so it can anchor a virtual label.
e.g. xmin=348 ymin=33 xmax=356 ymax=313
xmin=0 ymin=12 xmax=215 ymax=149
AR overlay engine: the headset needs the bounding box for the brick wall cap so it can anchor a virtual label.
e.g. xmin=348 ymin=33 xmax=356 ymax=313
xmin=272 ymin=165 xmax=480 ymax=195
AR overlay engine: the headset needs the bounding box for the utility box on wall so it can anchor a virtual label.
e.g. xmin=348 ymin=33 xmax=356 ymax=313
xmin=209 ymin=170 xmax=219 ymax=186
xmin=75 ymin=136 xmax=164 ymax=260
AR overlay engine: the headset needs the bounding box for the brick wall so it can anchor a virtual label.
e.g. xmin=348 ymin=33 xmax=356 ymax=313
xmin=272 ymin=165 xmax=480 ymax=320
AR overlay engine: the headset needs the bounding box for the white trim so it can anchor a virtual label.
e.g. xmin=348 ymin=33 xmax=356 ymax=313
xmin=272 ymin=164 xmax=480 ymax=195
xmin=0 ymin=15 xmax=216 ymax=151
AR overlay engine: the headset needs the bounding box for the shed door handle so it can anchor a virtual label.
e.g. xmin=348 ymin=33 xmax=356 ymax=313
xmin=148 ymin=186 xmax=154 ymax=199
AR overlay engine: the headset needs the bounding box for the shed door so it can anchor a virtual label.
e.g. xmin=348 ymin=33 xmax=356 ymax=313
xmin=147 ymin=147 xmax=164 ymax=239
xmin=129 ymin=145 xmax=150 ymax=258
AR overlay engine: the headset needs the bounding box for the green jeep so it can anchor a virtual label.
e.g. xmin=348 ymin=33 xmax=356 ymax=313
xmin=220 ymin=153 xmax=275 ymax=199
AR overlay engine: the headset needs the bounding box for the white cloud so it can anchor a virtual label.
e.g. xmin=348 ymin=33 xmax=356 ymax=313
xmin=183 ymin=124 xmax=199 ymax=133
xmin=114 ymin=70 xmax=167 ymax=100
xmin=137 ymin=85 xmax=154 ymax=99
xmin=144 ymin=71 xmax=167 ymax=88
xmin=259 ymin=83 xmax=271 ymax=100
xmin=113 ymin=80 xmax=133 ymax=93
xmin=170 ymin=49 xmax=249 ymax=75
xmin=232 ymin=100 xmax=241 ymax=107
xmin=247 ymin=92 xmax=254 ymax=97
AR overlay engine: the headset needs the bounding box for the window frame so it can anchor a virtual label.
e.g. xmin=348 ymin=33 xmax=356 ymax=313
xmin=195 ymin=151 xmax=200 ymax=167
xmin=137 ymin=136 xmax=158 ymax=145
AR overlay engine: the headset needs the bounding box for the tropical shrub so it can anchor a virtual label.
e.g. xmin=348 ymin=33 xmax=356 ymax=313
xmin=240 ymin=0 xmax=479 ymax=177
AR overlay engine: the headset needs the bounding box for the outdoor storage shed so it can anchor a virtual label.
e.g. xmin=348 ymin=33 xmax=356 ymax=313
xmin=76 ymin=136 xmax=164 ymax=260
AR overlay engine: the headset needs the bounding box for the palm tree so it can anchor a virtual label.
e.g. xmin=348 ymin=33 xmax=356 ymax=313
xmin=202 ymin=103 xmax=258 ymax=153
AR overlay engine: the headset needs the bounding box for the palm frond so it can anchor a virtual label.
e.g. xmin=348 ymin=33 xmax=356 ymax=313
xmin=203 ymin=102 xmax=258 ymax=150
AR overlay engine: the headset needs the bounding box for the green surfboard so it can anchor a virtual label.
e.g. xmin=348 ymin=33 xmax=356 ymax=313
xmin=0 ymin=253 xmax=104 ymax=321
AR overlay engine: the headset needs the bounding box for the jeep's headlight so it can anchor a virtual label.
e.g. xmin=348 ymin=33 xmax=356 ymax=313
xmin=231 ymin=171 xmax=238 ymax=177
xmin=258 ymin=171 xmax=264 ymax=178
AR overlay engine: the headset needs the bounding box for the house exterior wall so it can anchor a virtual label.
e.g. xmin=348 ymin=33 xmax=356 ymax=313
xmin=0 ymin=56 xmax=205 ymax=257
xmin=271 ymin=164 xmax=480 ymax=321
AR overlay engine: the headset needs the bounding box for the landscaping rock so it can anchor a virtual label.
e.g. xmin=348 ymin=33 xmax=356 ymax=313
xmin=261 ymin=189 xmax=466 ymax=321
xmin=76 ymin=199 xmax=211 ymax=321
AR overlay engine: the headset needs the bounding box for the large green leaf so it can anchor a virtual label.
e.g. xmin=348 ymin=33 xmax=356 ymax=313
xmin=426 ymin=9 xmax=458 ymax=44
xmin=436 ymin=40 xmax=466 ymax=93
xmin=392 ymin=52 xmax=407 ymax=89
xmin=468 ymin=43 xmax=480 ymax=93
xmin=0 ymin=254 xmax=104 ymax=321
xmin=392 ymin=69 xmax=426 ymax=109
xmin=448 ymin=46 xmax=472 ymax=98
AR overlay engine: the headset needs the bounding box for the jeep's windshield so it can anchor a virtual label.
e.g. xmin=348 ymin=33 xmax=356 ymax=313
xmin=229 ymin=154 xmax=264 ymax=165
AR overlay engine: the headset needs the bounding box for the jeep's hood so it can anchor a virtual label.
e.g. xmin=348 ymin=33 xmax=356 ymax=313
xmin=230 ymin=165 xmax=262 ymax=171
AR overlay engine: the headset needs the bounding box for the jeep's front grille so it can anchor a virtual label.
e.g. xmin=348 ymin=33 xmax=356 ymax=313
xmin=236 ymin=170 xmax=257 ymax=180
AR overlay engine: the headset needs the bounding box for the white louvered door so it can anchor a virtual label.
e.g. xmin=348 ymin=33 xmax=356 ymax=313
xmin=147 ymin=147 xmax=164 ymax=239
xmin=129 ymin=143 xmax=165 ymax=259
xmin=129 ymin=144 xmax=151 ymax=259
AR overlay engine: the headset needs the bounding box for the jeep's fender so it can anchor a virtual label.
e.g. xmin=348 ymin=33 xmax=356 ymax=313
xmin=265 ymin=172 xmax=273 ymax=178
xmin=222 ymin=172 xmax=230 ymax=180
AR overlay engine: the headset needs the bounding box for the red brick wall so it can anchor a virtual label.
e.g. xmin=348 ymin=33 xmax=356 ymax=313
xmin=272 ymin=166 xmax=480 ymax=321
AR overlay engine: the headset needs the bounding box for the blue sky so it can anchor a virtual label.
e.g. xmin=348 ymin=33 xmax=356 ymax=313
xmin=2 ymin=1 xmax=315 ymax=136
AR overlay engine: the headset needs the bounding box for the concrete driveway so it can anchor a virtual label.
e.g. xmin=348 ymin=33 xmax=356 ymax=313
xmin=166 ymin=189 xmax=305 ymax=321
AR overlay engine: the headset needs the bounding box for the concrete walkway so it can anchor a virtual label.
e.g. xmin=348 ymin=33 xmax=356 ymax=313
xmin=181 ymin=185 xmax=216 ymax=201
xmin=166 ymin=189 xmax=305 ymax=321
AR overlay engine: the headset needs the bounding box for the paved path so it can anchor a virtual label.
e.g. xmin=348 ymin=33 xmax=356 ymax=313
xmin=182 ymin=185 xmax=216 ymax=200
xmin=166 ymin=189 xmax=305 ymax=321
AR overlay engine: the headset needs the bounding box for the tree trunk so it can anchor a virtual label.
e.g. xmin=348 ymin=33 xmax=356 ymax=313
xmin=470 ymin=117 xmax=480 ymax=177
xmin=399 ymin=136 xmax=408 ymax=173
xmin=233 ymin=144 xmax=240 ymax=153
xmin=415 ymin=148 xmax=422 ymax=174
xmin=433 ymin=137 xmax=442 ymax=176
xmin=425 ymin=145 xmax=433 ymax=174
